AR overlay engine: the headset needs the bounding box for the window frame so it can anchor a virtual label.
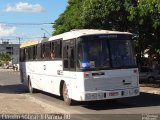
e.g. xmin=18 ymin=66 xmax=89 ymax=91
xmin=63 ymin=39 xmax=76 ymax=71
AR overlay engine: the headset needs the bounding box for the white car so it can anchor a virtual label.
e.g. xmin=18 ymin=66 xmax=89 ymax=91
xmin=139 ymin=66 xmax=160 ymax=83
xmin=3 ymin=64 xmax=13 ymax=69
xmin=13 ymin=64 xmax=19 ymax=71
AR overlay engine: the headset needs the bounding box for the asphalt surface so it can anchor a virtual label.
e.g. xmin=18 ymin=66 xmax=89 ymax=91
xmin=0 ymin=68 xmax=160 ymax=120
xmin=0 ymin=68 xmax=26 ymax=93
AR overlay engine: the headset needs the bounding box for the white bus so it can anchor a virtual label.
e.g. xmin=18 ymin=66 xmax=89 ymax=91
xmin=20 ymin=29 xmax=139 ymax=105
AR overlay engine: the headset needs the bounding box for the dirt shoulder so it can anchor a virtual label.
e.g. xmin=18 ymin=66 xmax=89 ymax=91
xmin=140 ymin=83 xmax=160 ymax=95
xmin=140 ymin=87 xmax=160 ymax=95
xmin=0 ymin=93 xmax=58 ymax=114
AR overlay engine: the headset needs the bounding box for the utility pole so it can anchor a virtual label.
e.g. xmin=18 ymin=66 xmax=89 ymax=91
xmin=41 ymin=28 xmax=51 ymax=36
xmin=1 ymin=38 xmax=3 ymax=44
xmin=43 ymin=33 xmax=47 ymax=38
xmin=16 ymin=37 xmax=22 ymax=45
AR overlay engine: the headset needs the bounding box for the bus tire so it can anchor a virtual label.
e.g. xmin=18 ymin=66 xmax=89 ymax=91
xmin=62 ymin=82 xmax=73 ymax=105
xmin=28 ymin=77 xmax=34 ymax=93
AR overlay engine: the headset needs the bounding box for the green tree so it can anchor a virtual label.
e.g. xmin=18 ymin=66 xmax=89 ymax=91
xmin=52 ymin=0 xmax=160 ymax=57
xmin=81 ymin=0 xmax=135 ymax=31
xmin=53 ymin=0 xmax=84 ymax=35
xmin=53 ymin=0 xmax=138 ymax=34
xmin=128 ymin=0 xmax=160 ymax=58
xmin=0 ymin=53 xmax=11 ymax=64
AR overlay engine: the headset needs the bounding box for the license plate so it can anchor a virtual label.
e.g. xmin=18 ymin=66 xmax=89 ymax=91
xmin=109 ymin=92 xmax=119 ymax=96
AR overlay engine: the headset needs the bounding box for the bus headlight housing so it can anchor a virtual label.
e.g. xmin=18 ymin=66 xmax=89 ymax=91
xmin=134 ymin=89 xmax=139 ymax=95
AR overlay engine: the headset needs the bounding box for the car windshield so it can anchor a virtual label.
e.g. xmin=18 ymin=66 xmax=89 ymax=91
xmin=77 ymin=35 xmax=136 ymax=70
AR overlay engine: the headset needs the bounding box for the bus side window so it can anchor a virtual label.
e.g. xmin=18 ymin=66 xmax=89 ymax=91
xmin=55 ymin=40 xmax=62 ymax=59
xmin=42 ymin=44 xmax=46 ymax=59
xmin=50 ymin=42 xmax=55 ymax=59
xmin=63 ymin=40 xmax=69 ymax=69
xmin=25 ymin=48 xmax=28 ymax=61
xmin=37 ymin=44 xmax=41 ymax=60
xmin=33 ymin=45 xmax=37 ymax=60
xmin=41 ymin=42 xmax=51 ymax=59
xmin=63 ymin=39 xmax=75 ymax=71
xmin=45 ymin=42 xmax=51 ymax=59
xmin=63 ymin=45 xmax=69 ymax=69
xmin=28 ymin=46 xmax=34 ymax=60
xmin=69 ymin=40 xmax=75 ymax=70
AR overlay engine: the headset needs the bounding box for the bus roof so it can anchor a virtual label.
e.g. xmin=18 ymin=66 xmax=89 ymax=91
xmin=49 ymin=29 xmax=132 ymax=41
xmin=20 ymin=29 xmax=132 ymax=48
xmin=20 ymin=38 xmax=48 ymax=48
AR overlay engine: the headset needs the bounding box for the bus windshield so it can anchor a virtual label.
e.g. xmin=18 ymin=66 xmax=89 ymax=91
xmin=77 ymin=35 xmax=136 ymax=70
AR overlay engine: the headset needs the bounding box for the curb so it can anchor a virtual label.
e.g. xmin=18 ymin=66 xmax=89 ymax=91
xmin=140 ymin=89 xmax=160 ymax=95
xmin=8 ymin=71 xmax=20 ymax=75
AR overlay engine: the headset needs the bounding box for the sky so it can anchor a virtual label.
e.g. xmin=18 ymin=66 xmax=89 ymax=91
xmin=0 ymin=0 xmax=68 ymax=44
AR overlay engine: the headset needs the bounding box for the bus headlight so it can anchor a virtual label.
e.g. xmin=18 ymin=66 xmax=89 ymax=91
xmin=86 ymin=94 xmax=92 ymax=100
xmin=86 ymin=93 xmax=97 ymax=100
xmin=134 ymin=89 xmax=139 ymax=94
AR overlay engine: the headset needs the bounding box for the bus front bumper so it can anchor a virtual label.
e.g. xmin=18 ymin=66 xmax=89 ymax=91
xmin=77 ymin=87 xmax=139 ymax=101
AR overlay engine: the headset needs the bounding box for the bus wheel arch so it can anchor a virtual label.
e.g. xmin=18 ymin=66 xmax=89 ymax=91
xmin=60 ymin=80 xmax=73 ymax=105
xmin=60 ymin=80 xmax=65 ymax=96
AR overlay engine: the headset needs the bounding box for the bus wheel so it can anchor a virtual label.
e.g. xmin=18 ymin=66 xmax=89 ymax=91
xmin=28 ymin=78 xmax=34 ymax=93
xmin=63 ymin=82 xmax=73 ymax=105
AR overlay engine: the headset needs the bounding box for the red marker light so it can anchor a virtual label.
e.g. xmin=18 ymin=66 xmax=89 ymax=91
xmin=84 ymin=72 xmax=90 ymax=78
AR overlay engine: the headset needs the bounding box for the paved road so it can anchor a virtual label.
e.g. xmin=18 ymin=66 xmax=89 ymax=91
xmin=0 ymin=68 xmax=160 ymax=120
xmin=0 ymin=68 xmax=26 ymax=93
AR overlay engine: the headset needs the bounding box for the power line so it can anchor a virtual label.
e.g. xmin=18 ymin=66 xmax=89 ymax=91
xmin=0 ymin=22 xmax=54 ymax=26
xmin=0 ymin=37 xmax=44 ymax=41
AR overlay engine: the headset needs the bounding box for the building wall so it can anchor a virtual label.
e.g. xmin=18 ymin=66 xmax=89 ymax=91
xmin=0 ymin=42 xmax=20 ymax=64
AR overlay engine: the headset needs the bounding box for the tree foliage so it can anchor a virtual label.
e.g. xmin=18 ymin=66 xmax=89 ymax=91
xmin=0 ymin=53 xmax=11 ymax=64
xmin=53 ymin=0 xmax=84 ymax=35
xmin=53 ymin=0 xmax=160 ymax=56
xmin=127 ymin=0 xmax=160 ymax=56
xmin=81 ymin=0 xmax=135 ymax=31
